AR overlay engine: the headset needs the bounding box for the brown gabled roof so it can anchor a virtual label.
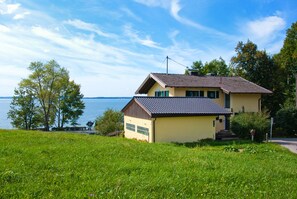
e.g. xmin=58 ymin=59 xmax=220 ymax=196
xmin=135 ymin=73 xmax=272 ymax=94
xmin=122 ymin=97 xmax=231 ymax=117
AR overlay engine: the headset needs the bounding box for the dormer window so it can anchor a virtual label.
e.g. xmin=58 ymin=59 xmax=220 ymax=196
xmin=186 ymin=90 xmax=204 ymax=97
xmin=207 ymin=91 xmax=219 ymax=99
xmin=155 ymin=90 xmax=169 ymax=97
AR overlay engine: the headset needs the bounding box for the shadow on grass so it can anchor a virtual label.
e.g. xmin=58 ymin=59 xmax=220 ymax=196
xmin=173 ymin=139 xmax=256 ymax=148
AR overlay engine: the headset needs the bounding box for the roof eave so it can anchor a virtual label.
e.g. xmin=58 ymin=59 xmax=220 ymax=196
xmin=135 ymin=73 xmax=167 ymax=94
xmin=151 ymin=112 xmax=232 ymax=117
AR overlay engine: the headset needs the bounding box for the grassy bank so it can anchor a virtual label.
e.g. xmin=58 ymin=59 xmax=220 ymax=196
xmin=0 ymin=129 xmax=297 ymax=198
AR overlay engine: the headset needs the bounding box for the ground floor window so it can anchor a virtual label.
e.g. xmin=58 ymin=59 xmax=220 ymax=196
xmin=137 ymin=126 xmax=149 ymax=136
xmin=126 ymin=123 xmax=135 ymax=131
xmin=155 ymin=90 xmax=169 ymax=97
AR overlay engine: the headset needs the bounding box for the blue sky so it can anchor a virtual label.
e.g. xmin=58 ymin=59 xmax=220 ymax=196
xmin=0 ymin=0 xmax=296 ymax=97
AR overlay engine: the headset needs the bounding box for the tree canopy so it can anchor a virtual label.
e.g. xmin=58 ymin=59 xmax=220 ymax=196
xmin=8 ymin=60 xmax=85 ymax=131
xmin=185 ymin=57 xmax=230 ymax=76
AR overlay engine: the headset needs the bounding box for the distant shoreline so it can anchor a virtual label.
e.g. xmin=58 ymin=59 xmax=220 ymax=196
xmin=0 ymin=97 xmax=132 ymax=99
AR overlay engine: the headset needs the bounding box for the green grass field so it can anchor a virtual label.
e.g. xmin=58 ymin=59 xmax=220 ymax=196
xmin=1 ymin=130 xmax=297 ymax=198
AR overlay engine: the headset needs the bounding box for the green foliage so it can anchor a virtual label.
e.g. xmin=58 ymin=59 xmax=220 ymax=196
xmin=1 ymin=130 xmax=297 ymax=198
xmin=231 ymin=112 xmax=270 ymax=142
xmin=56 ymin=81 xmax=85 ymax=128
xmin=275 ymin=22 xmax=297 ymax=105
xmin=9 ymin=60 xmax=85 ymax=131
xmin=185 ymin=58 xmax=230 ymax=76
xmin=275 ymin=106 xmax=297 ymax=136
xmin=7 ymin=86 xmax=42 ymax=129
xmin=231 ymin=40 xmax=286 ymax=115
xmin=204 ymin=57 xmax=230 ymax=76
xmin=95 ymin=109 xmax=123 ymax=135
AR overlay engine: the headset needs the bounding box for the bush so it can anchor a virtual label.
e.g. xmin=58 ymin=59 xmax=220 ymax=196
xmin=275 ymin=107 xmax=297 ymax=136
xmin=231 ymin=112 xmax=269 ymax=142
xmin=95 ymin=109 xmax=123 ymax=135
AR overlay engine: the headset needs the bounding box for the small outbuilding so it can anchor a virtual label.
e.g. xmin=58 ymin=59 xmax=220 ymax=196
xmin=122 ymin=97 xmax=231 ymax=143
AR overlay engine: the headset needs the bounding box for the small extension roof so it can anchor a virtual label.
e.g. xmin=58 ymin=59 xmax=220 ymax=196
xmin=135 ymin=73 xmax=272 ymax=94
xmin=122 ymin=97 xmax=231 ymax=117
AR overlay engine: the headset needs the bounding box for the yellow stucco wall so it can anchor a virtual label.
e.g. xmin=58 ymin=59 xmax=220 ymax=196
xmin=147 ymin=83 xmax=175 ymax=96
xmin=215 ymin=115 xmax=226 ymax=132
xmin=124 ymin=116 xmax=152 ymax=142
xmin=231 ymin=94 xmax=261 ymax=113
xmin=155 ymin=116 xmax=216 ymax=142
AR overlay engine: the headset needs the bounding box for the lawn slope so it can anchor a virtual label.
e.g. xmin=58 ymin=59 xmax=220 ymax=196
xmin=0 ymin=130 xmax=297 ymax=198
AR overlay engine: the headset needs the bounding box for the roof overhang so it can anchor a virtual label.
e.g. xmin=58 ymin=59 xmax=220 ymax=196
xmin=135 ymin=73 xmax=167 ymax=94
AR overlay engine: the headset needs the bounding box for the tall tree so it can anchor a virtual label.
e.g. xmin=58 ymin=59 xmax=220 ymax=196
xmin=275 ymin=22 xmax=297 ymax=106
xmin=185 ymin=58 xmax=230 ymax=76
xmin=230 ymin=40 xmax=258 ymax=79
xmin=204 ymin=57 xmax=230 ymax=76
xmin=185 ymin=60 xmax=204 ymax=75
xmin=56 ymin=81 xmax=85 ymax=128
xmin=231 ymin=40 xmax=285 ymax=115
xmin=7 ymin=86 xmax=41 ymax=129
xmin=10 ymin=60 xmax=85 ymax=131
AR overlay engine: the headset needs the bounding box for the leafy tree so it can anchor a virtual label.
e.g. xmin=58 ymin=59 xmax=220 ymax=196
xmin=185 ymin=60 xmax=204 ymax=75
xmin=275 ymin=22 xmax=297 ymax=105
xmin=230 ymin=40 xmax=258 ymax=79
xmin=56 ymin=81 xmax=85 ymax=128
xmin=10 ymin=60 xmax=84 ymax=131
xmin=8 ymin=86 xmax=42 ymax=129
xmin=231 ymin=40 xmax=286 ymax=115
xmin=185 ymin=58 xmax=230 ymax=76
xmin=204 ymin=57 xmax=230 ymax=76
xmin=95 ymin=109 xmax=123 ymax=135
xmin=275 ymin=106 xmax=297 ymax=136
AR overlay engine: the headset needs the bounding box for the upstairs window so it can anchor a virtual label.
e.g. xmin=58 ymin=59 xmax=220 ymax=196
xmin=186 ymin=90 xmax=204 ymax=97
xmin=155 ymin=91 xmax=169 ymax=97
xmin=207 ymin=91 xmax=220 ymax=99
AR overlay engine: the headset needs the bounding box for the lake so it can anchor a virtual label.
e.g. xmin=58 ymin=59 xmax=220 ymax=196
xmin=0 ymin=98 xmax=131 ymax=129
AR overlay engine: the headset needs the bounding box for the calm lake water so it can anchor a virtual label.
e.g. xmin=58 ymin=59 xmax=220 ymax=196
xmin=0 ymin=98 xmax=131 ymax=129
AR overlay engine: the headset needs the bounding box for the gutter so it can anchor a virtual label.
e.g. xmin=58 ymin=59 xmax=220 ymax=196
xmin=151 ymin=118 xmax=156 ymax=143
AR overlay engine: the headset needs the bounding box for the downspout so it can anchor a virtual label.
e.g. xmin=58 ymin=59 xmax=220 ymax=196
xmin=258 ymin=98 xmax=262 ymax=112
xmin=151 ymin=118 xmax=156 ymax=143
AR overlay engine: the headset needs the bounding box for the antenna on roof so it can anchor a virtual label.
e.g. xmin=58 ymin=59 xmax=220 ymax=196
xmin=166 ymin=56 xmax=169 ymax=75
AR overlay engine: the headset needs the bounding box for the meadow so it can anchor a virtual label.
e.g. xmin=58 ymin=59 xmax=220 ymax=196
xmin=0 ymin=129 xmax=297 ymax=198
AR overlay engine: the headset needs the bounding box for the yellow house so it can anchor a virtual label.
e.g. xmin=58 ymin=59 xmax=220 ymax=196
xmin=135 ymin=73 xmax=272 ymax=133
xmin=122 ymin=97 xmax=231 ymax=143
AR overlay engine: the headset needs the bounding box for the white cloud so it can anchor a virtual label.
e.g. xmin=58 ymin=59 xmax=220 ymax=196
xmin=0 ymin=2 xmax=20 ymax=15
xmin=0 ymin=23 xmax=164 ymax=96
xmin=65 ymin=19 xmax=116 ymax=38
xmin=246 ymin=16 xmax=286 ymax=39
xmin=135 ymin=0 xmax=233 ymax=40
xmin=120 ymin=7 xmax=142 ymax=22
xmin=0 ymin=24 xmax=10 ymax=32
xmin=123 ymin=24 xmax=161 ymax=49
xmin=13 ymin=11 xmax=30 ymax=20
xmin=134 ymin=0 xmax=172 ymax=8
